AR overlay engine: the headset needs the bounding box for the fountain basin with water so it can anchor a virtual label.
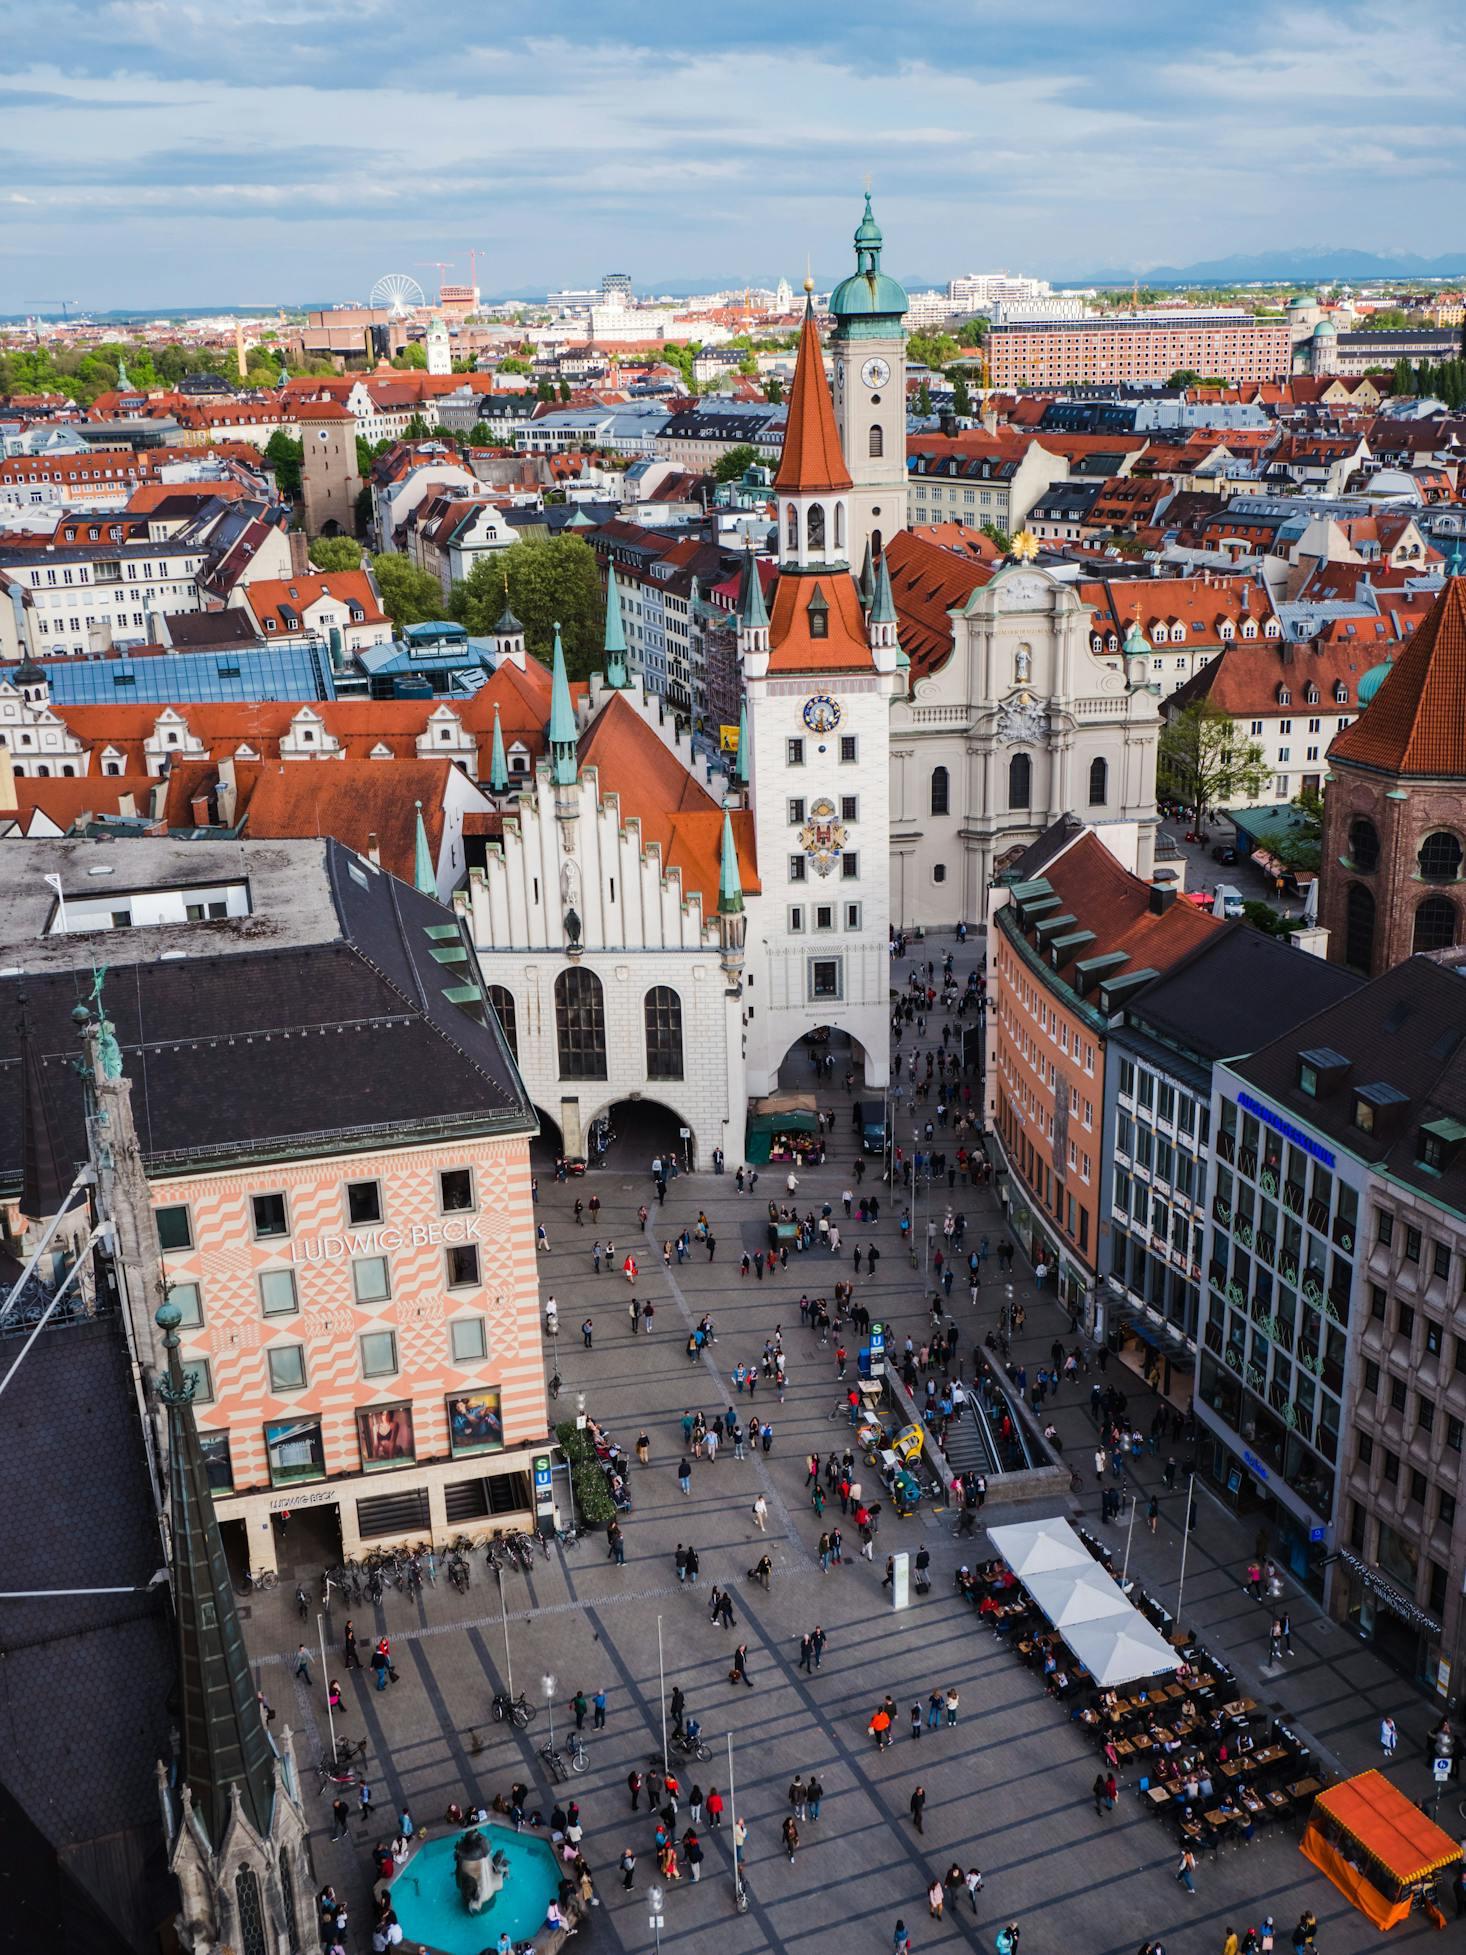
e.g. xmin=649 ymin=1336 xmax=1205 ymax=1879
xmin=390 ymin=1826 xmax=562 ymax=1953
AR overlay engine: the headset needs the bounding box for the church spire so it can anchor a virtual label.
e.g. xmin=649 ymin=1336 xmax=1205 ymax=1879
xmin=489 ymin=702 xmax=509 ymax=793
xmin=412 ymin=799 xmax=434 ymax=896
xmin=548 ymin=622 xmax=578 ymax=787
xmin=156 ymin=1297 xmax=276 ymax=1849
xmin=716 ymin=802 xmax=747 ymax=987
xmin=774 ymin=287 xmax=854 ymax=502
xmin=734 ymin=699 xmax=750 ymax=790
xmin=602 ymin=563 xmax=631 ymax=689
xmin=857 ymin=538 xmax=875 ymax=608
xmin=736 ymin=543 xmax=769 ymax=634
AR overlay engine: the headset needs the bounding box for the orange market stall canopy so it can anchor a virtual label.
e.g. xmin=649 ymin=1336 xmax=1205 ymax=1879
xmin=1300 ymin=1770 xmax=1462 ymax=1930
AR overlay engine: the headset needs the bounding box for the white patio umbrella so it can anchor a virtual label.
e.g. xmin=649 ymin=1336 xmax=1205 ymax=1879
xmin=986 ymin=1517 xmax=1093 ymax=1579
xmin=1025 ymin=1565 xmax=1137 ymax=1630
xmin=1064 ymin=1615 xmax=1182 ymax=1688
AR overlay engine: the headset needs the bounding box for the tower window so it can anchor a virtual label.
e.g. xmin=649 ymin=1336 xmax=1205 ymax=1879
xmin=1418 ymin=831 xmax=1463 ymax=883
xmin=868 ymin=424 xmax=884 ymax=459
xmin=1349 ymin=816 xmax=1380 ymax=872
xmin=930 ymin=766 xmax=950 ymax=816
xmin=1009 ymin=752 xmax=1032 ymax=810
xmin=1344 ymin=882 xmax=1375 ymax=974
xmin=1088 ymin=757 xmax=1108 ymax=806
xmin=807 ymin=503 xmax=826 ymax=552
xmin=1414 ymin=895 xmax=1458 ymax=954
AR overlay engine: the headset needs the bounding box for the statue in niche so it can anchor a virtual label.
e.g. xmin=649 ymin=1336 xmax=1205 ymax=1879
xmin=1014 ymin=643 xmax=1032 ymax=683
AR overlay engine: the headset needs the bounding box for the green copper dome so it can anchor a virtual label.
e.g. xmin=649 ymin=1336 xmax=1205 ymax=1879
xmin=1311 ymin=317 xmax=1337 ymax=337
xmin=829 ymin=192 xmax=908 ymax=327
xmin=1358 ymin=655 xmax=1394 ymax=706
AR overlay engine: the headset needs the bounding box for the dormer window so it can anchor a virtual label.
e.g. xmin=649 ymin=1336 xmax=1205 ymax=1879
xmin=1242 ymin=619 xmax=1257 ymax=638
xmin=1418 ymin=1119 xmax=1465 ymax=1174
xmin=1298 ymin=1061 xmax=1319 ymax=1098
xmin=1278 ymin=686 xmax=1290 ymax=705
xmin=1305 ymin=685 xmax=1319 ymax=705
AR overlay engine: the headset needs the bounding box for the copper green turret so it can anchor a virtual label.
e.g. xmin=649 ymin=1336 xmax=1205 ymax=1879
xmin=735 ymin=700 xmax=750 ymax=788
xmin=549 ymin=622 xmax=578 ymax=786
xmin=413 ymin=799 xmax=434 ymax=895
xmin=602 ymin=563 xmax=631 ymax=688
xmin=718 ymin=804 xmax=744 ymax=915
xmin=489 ymin=703 xmax=509 ymax=792
xmin=736 ymin=544 xmax=769 ymax=633
xmin=870 ymin=549 xmax=897 ymax=626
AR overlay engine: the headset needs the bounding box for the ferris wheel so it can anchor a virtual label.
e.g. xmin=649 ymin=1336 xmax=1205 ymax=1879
xmin=369 ymin=272 xmax=426 ymax=316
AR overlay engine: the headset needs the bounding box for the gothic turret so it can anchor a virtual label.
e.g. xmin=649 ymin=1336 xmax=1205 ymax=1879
xmin=602 ymin=563 xmax=631 ymax=689
xmin=548 ymin=623 xmax=580 ymax=832
xmin=717 ymin=803 xmax=747 ymax=988
xmin=413 ymin=799 xmax=435 ymax=896
xmin=734 ymin=699 xmax=751 ymax=796
xmin=735 ymin=542 xmax=770 ymax=678
xmin=489 ymin=702 xmax=510 ymax=794
xmin=493 ymin=588 xmax=527 ymax=669
xmin=867 ymin=548 xmax=900 ymax=674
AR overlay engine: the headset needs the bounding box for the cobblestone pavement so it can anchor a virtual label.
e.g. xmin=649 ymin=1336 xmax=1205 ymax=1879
xmin=246 ymin=929 xmax=1450 ymax=1955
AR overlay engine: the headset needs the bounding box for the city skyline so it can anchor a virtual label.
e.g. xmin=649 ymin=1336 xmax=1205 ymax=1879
xmin=4 ymin=0 xmax=1466 ymax=308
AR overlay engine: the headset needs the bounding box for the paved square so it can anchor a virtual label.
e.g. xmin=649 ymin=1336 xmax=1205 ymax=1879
xmin=249 ymin=932 xmax=1447 ymax=1955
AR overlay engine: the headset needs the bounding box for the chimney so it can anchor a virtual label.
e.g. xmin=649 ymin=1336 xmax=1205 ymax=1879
xmin=367 ymin=831 xmax=381 ymax=867
xmin=939 ymin=409 xmax=957 ymax=437
xmin=190 ymin=793 xmax=212 ymax=827
xmin=288 ymin=530 xmax=310 ymax=576
xmin=118 ymin=792 xmax=137 ymax=819
xmin=1148 ymin=885 xmax=1176 ymax=915
xmin=216 ymin=756 xmax=238 ymax=827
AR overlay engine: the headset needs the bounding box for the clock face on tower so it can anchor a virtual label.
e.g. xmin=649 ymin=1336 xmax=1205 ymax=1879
xmin=860 ymin=356 xmax=891 ymax=391
xmin=802 ymin=694 xmax=841 ymax=733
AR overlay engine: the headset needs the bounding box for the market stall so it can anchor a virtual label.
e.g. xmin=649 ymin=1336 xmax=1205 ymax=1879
xmin=1300 ymin=1770 xmax=1461 ymax=1931
xmin=745 ymin=1093 xmax=822 ymax=1167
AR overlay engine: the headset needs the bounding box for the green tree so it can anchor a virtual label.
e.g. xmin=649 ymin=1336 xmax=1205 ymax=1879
xmin=468 ymin=421 xmax=493 ymax=446
xmin=914 ymin=379 xmax=932 ymax=416
xmin=979 ymin=521 xmax=1011 ymax=553
xmin=1167 ymin=369 xmax=1203 ymax=389
xmin=392 ymin=342 xmax=427 ymax=370
xmin=714 ymin=442 xmax=759 ymax=483
xmin=371 ymin=552 xmax=445 ymax=629
xmin=310 ymin=534 xmax=363 ymax=571
xmin=1158 ymin=700 xmax=1268 ymax=824
xmin=907 ymin=329 xmax=960 ymax=370
xmin=1359 ymin=307 xmax=1411 ymax=331
xmin=354 ymin=484 xmax=375 ymax=536
xmin=497 ymin=356 xmax=532 ymax=375
xmin=535 ymin=379 xmax=555 ymax=402
xmin=957 ymin=317 xmax=988 ymax=347
xmin=452 ymin=533 xmax=604 ymax=677
xmin=404 ymin=412 xmax=431 ymax=441
xmin=952 ymin=373 xmax=973 ymax=417
xmin=558 ymin=379 xmax=572 ymax=402
xmin=763 ymin=376 xmax=784 ymax=404
xmin=263 ymin=429 xmax=304 ymax=499
xmin=1392 ymin=356 xmax=1415 ymax=394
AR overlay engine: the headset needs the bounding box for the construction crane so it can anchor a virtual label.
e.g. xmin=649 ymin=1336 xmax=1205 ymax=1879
xmin=24 ymin=300 xmax=80 ymax=320
xmin=416 ymin=262 xmax=454 ymax=304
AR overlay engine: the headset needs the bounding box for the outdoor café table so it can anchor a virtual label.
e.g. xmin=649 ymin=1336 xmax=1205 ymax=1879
xmin=1221 ymin=1759 xmax=1249 ymax=1781
xmin=1240 ymin=1789 xmax=1265 ymax=1816
xmin=1204 ymin=1810 xmax=1233 ymax=1839
xmin=1249 ymin=1745 xmax=1287 ymax=1770
xmin=1286 ymin=1777 xmax=1322 ymax=1801
xmin=1130 ymin=1735 xmax=1154 ymax=1754
xmin=1077 ymin=1708 xmax=1100 ymax=1731
xmin=1222 ymin=1698 xmax=1258 ymax=1718
xmin=1145 ymin=1786 xmax=1173 ymax=1809
xmin=1265 ymin=1791 xmax=1291 ymax=1813
xmin=1113 ymin=1739 xmax=1135 ymax=1761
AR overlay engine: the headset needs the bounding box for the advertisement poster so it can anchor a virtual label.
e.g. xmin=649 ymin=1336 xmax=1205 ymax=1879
xmin=358 ymin=1402 xmax=416 ymax=1471
xmin=448 ymin=1389 xmax=504 ymax=1456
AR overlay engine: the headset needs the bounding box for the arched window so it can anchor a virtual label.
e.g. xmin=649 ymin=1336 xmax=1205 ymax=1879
xmin=786 ymin=503 xmax=798 ymax=550
xmin=486 ymin=984 xmax=518 ymax=1060
xmin=1009 ymin=752 xmax=1032 ymax=810
xmin=1349 ymin=816 xmax=1380 ymax=872
xmin=1344 ymin=883 xmax=1375 ymax=974
xmin=555 ymin=967 xmax=606 ymax=1079
xmin=872 ymin=528 xmax=883 ymax=558
xmin=930 ymin=766 xmax=950 ymax=817
xmin=807 ymin=503 xmax=826 ymax=552
xmin=1088 ymin=757 xmax=1108 ymax=806
xmin=834 ymin=502 xmax=845 ymax=550
xmin=1418 ymin=831 xmax=1463 ymax=883
xmin=868 ymin=424 xmax=884 ymax=459
xmin=644 ymin=986 xmax=684 ymax=1080
xmin=234 ymin=1868 xmax=267 ymax=1955
xmin=1414 ymin=896 xmax=1458 ymax=954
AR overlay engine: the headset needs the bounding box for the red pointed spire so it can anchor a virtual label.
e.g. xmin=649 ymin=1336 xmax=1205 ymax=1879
xmin=773 ymin=291 xmax=853 ymax=495
xmin=1331 ymin=575 xmax=1466 ymax=776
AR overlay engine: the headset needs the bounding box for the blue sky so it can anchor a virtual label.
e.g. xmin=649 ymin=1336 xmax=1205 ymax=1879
xmin=3 ymin=0 xmax=1464 ymax=308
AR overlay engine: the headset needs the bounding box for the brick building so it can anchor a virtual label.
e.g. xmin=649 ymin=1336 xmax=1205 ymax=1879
xmin=1319 ymin=577 xmax=1466 ymax=976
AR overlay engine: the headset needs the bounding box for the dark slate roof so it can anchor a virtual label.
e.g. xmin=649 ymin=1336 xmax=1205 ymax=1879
xmin=999 ymin=813 xmax=1085 ymax=884
xmin=0 ymin=1314 xmax=175 ymax=1952
xmin=0 ymin=840 xmax=533 ymax=1188
xmin=1232 ymin=951 xmax=1466 ymax=1213
xmin=160 ymin=608 xmax=261 ymax=649
xmin=1125 ymin=923 xmax=1365 ymax=1066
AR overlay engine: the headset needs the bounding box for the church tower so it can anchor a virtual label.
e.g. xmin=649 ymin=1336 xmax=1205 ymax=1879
xmin=741 ymin=286 xmax=897 ymax=1099
xmin=829 ymin=193 xmax=909 ymax=568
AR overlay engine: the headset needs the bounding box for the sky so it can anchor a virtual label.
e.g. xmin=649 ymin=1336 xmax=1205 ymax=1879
xmin=3 ymin=0 xmax=1466 ymax=310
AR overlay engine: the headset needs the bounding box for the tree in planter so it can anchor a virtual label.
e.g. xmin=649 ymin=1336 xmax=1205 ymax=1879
xmin=1158 ymin=699 xmax=1268 ymax=825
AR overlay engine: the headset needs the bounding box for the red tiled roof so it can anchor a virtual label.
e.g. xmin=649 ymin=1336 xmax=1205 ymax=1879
xmin=766 ymin=572 xmax=872 ymax=675
xmin=1329 ymin=576 xmax=1466 ymax=777
xmin=578 ymin=694 xmax=759 ymax=907
xmin=231 ymin=757 xmax=463 ymax=878
xmin=884 ymin=530 xmax=991 ymax=682
xmin=1037 ymin=830 xmax=1222 ymax=974
xmin=244 ymin=571 xmax=386 ymax=633
xmin=7 ymin=773 xmax=160 ymax=831
xmin=772 ymin=307 xmax=852 ymax=495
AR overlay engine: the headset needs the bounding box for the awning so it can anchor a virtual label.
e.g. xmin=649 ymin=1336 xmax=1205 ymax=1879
xmin=1064 ymin=1615 xmax=1183 ymax=1687
xmin=985 ymin=1518 xmax=1093 ymax=1579
xmin=1024 ymin=1566 xmax=1137 ymax=1630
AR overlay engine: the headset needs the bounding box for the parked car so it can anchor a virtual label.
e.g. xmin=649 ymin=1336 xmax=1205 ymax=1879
xmin=1211 ymin=845 xmax=1239 ymax=865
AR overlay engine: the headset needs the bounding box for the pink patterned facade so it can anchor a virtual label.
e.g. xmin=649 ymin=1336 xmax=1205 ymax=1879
xmin=152 ymin=1131 xmax=544 ymax=1571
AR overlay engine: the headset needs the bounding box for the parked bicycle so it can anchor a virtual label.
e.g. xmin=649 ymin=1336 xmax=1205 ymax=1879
xmin=492 ymin=1691 xmax=536 ymax=1729
xmin=538 ymin=1733 xmax=587 ymax=1781
xmin=314 ymin=1736 xmax=368 ymax=1791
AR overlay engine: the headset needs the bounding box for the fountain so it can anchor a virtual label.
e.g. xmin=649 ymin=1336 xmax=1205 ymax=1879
xmin=453 ymin=1828 xmax=511 ymax=1913
xmin=390 ymin=1823 xmax=562 ymax=1954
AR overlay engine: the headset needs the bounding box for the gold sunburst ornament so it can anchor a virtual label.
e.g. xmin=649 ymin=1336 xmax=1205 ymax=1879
xmin=1010 ymin=529 xmax=1040 ymax=562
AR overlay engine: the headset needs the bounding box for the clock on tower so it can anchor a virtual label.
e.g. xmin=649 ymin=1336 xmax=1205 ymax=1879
xmin=828 ymin=192 xmax=909 ymax=570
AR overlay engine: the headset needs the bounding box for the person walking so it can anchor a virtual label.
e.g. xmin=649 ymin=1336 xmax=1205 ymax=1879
xmin=731 ymin=1643 xmax=753 ymax=1687
xmin=619 ymin=1847 xmax=636 ymax=1891
xmin=627 ymin=1769 xmax=643 ymax=1812
xmin=807 ymin=1773 xmax=823 ymax=1821
xmin=1093 ymin=1771 xmax=1109 ymax=1816
xmin=706 ymin=1787 xmax=724 ymax=1828
xmin=342 ymin=1619 xmax=361 ymax=1670
xmin=752 ymin=1493 xmax=768 ymax=1531
xmin=1176 ymin=1845 xmax=1197 ymax=1893
xmin=1381 ymin=1714 xmax=1398 ymax=1757
xmin=964 ymin=1868 xmax=984 ymax=1914
xmin=909 ymin=1784 xmax=926 ymax=1835
xmin=593 ymin=1688 xmax=607 ymax=1730
xmin=893 ymin=1922 xmax=912 ymax=1955
xmin=331 ymin=1794 xmax=349 ymax=1841
xmin=927 ymin=1877 xmax=945 ymax=1921
xmin=294 ymin=1644 xmax=313 ymax=1685
xmin=359 ymin=1778 xmax=373 ymax=1824
xmin=678 ymin=1457 xmax=692 ymax=1496
xmin=1147 ymin=1494 xmax=1159 ymax=1535
xmin=789 ymin=1776 xmax=808 ymax=1822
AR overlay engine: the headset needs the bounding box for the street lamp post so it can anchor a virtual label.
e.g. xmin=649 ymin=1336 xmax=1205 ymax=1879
xmin=657 ymin=1615 xmax=669 ymax=1776
xmin=649 ymin=1882 xmax=665 ymax=1955
xmin=1176 ymin=1473 xmax=1197 ymax=1621
xmin=542 ymin=1671 xmax=557 ymax=1752
xmin=317 ymin=1611 xmax=336 ymax=1762
xmin=726 ymin=1729 xmax=747 ymax=1912
xmin=497 ymin=1563 xmax=514 ymax=1699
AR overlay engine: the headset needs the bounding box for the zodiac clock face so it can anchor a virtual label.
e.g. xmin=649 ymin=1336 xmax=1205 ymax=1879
xmin=802 ymin=694 xmax=841 ymax=734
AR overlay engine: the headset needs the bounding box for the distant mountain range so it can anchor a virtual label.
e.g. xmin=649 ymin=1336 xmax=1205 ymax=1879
xmin=1059 ymin=247 xmax=1466 ymax=286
